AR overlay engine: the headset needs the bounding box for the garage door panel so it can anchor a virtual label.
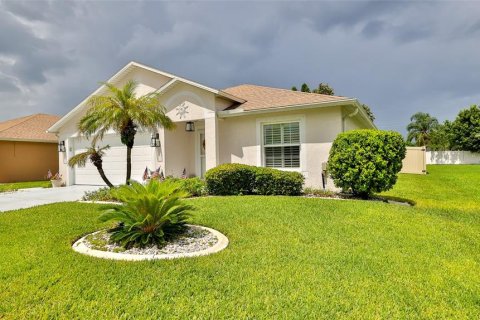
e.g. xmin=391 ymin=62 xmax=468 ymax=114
xmin=73 ymin=133 xmax=154 ymax=186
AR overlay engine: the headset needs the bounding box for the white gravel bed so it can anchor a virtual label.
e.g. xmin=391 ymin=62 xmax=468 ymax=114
xmin=72 ymin=224 xmax=229 ymax=261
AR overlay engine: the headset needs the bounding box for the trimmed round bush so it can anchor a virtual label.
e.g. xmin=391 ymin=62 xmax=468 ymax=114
xmin=205 ymin=164 xmax=304 ymax=196
xmin=328 ymin=129 xmax=406 ymax=198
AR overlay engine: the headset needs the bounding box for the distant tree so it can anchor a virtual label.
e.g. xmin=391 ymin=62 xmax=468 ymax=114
xmin=300 ymin=83 xmax=310 ymax=93
xmin=406 ymin=112 xmax=439 ymax=147
xmin=450 ymin=105 xmax=480 ymax=152
xmin=312 ymin=83 xmax=335 ymax=95
xmin=361 ymin=104 xmax=375 ymax=123
xmin=292 ymin=82 xmax=375 ymax=123
xmin=429 ymin=121 xmax=453 ymax=151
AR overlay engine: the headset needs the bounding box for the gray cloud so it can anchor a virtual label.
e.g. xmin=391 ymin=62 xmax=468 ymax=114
xmin=0 ymin=0 xmax=479 ymax=135
xmin=0 ymin=75 xmax=19 ymax=92
xmin=362 ymin=20 xmax=386 ymax=39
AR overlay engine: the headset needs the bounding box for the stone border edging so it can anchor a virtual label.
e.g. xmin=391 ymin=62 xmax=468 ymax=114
xmin=72 ymin=225 xmax=229 ymax=261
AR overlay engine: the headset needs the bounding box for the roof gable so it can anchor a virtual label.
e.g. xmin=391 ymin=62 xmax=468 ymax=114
xmin=48 ymin=61 xmax=245 ymax=133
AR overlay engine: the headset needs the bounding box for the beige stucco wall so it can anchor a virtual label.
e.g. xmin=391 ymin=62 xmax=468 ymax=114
xmin=344 ymin=114 xmax=365 ymax=131
xmin=0 ymin=141 xmax=58 ymax=183
xmin=218 ymin=106 xmax=343 ymax=188
xmin=163 ymin=125 xmax=196 ymax=177
xmin=56 ymin=66 xmax=222 ymax=185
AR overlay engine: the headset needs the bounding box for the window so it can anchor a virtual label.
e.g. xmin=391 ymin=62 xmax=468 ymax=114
xmin=263 ymin=122 xmax=300 ymax=168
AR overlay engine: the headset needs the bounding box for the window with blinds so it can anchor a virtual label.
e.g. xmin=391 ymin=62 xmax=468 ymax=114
xmin=263 ymin=122 xmax=300 ymax=168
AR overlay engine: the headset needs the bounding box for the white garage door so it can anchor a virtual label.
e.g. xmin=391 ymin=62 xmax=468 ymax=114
xmin=73 ymin=133 xmax=154 ymax=185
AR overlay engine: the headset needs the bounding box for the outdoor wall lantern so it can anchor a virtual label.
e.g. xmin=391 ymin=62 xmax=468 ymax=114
xmin=150 ymin=133 xmax=161 ymax=147
xmin=58 ymin=141 xmax=66 ymax=152
xmin=185 ymin=121 xmax=195 ymax=132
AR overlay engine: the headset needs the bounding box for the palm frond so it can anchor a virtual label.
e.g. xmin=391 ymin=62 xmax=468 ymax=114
xmin=68 ymin=152 xmax=90 ymax=167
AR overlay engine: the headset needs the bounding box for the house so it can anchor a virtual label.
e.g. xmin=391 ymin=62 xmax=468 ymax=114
xmin=47 ymin=62 xmax=375 ymax=188
xmin=0 ymin=114 xmax=60 ymax=183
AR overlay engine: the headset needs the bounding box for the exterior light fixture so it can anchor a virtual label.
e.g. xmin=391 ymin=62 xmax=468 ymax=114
xmin=185 ymin=121 xmax=195 ymax=132
xmin=58 ymin=140 xmax=66 ymax=152
xmin=150 ymin=133 xmax=161 ymax=147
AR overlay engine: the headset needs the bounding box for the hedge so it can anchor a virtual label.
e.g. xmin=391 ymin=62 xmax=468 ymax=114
xmin=254 ymin=167 xmax=304 ymax=196
xmin=205 ymin=164 xmax=304 ymax=196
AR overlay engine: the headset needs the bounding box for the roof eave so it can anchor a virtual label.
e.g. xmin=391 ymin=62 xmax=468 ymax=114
xmin=352 ymin=100 xmax=377 ymax=129
xmin=48 ymin=61 xmax=245 ymax=133
xmin=217 ymin=99 xmax=358 ymax=118
xmin=0 ymin=137 xmax=58 ymax=143
xmin=130 ymin=62 xmax=245 ymax=103
xmin=47 ymin=62 xmax=136 ymax=133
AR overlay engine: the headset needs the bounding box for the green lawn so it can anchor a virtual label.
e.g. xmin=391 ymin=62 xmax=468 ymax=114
xmin=0 ymin=166 xmax=479 ymax=318
xmin=0 ymin=180 xmax=51 ymax=193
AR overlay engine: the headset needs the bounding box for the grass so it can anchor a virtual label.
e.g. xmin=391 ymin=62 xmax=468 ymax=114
xmin=383 ymin=165 xmax=480 ymax=215
xmin=0 ymin=180 xmax=51 ymax=193
xmin=0 ymin=165 xmax=479 ymax=318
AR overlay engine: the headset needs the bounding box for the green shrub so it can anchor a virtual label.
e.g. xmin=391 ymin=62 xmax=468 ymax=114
xmin=205 ymin=163 xmax=304 ymax=196
xmin=205 ymin=164 xmax=256 ymax=195
xmin=83 ymin=178 xmax=207 ymax=201
xmin=254 ymin=167 xmax=304 ymax=196
xmin=98 ymin=180 xmax=194 ymax=248
xmin=82 ymin=187 xmax=119 ymax=202
xmin=328 ymin=129 xmax=406 ymax=198
xmin=163 ymin=177 xmax=207 ymax=197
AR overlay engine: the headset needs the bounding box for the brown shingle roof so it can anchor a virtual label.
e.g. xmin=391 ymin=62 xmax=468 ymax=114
xmin=0 ymin=114 xmax=61 ymax=143
xmin=222 ymin=84 xmax=353 ymax=111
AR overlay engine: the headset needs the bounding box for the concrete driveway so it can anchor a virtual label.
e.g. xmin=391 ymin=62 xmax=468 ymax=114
xmin=0 ymin=185 xmax=101 ymax=212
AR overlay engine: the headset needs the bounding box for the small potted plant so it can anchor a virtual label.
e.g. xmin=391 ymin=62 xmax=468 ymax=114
xmin=50 ymin=172 xmax=63 ymax=188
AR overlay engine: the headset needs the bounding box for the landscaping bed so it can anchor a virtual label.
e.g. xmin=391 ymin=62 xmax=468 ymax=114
xmin=303 ymin=188 xmax=416 ymax=206
xmin=83 ymin=182 xmax=415 ymax=207
xmin=73 ymin=224 xmax=228 ymax=260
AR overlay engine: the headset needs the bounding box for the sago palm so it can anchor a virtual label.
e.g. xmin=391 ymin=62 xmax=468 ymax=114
xmin=78 ymin=80 xmax=175 ymax=185
xmin=98 ymin=180 xmax=194 ymax=248
xmin=406 ymin=112 xmax=439 ymax=147
xmin=68 ymin=141 xmax=114 ymax=188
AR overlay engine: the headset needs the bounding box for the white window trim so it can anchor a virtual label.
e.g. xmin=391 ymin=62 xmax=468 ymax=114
xmin=256 ymin=114 xmax=306 ymax=172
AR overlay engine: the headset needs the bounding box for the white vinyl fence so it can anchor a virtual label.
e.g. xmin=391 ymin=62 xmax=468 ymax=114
xmin=426 ymin=151 xmax=480 ymax=165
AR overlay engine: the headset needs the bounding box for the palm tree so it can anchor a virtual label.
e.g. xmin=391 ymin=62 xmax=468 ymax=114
xmin=78 ymin=80 xmax=175 ymax=184
xmin=68 ymin=142 xmax=114 ymax=188
xmin=406 ymin=112 xmax=439 ymax=147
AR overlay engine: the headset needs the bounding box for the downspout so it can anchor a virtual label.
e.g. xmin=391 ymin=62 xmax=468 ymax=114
xmin=341 ymin=105 xmax=359 ymax=132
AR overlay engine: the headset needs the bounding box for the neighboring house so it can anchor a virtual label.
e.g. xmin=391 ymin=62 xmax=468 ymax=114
xmin=0 ymin=114 xmax=60 ymax=183
xmin=48 ymin=61 xmax=375 ymax=188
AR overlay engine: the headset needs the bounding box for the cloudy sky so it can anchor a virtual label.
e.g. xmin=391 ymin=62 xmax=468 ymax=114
xmin=0 ymin=0 xmax=479 ymax=134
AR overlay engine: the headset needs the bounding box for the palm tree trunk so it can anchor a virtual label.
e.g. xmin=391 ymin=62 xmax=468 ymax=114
xmin=95 ymin=165 xmax=114 ymax=188
xmin=126 ymin=146 xmax=132 ymax=185
xmin=120 ymin=120 xmax=136 ymax=185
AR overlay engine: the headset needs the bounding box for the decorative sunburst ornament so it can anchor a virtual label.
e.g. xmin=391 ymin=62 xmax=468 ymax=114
xmin=176 ymin=102 xmax=189 ymax=119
